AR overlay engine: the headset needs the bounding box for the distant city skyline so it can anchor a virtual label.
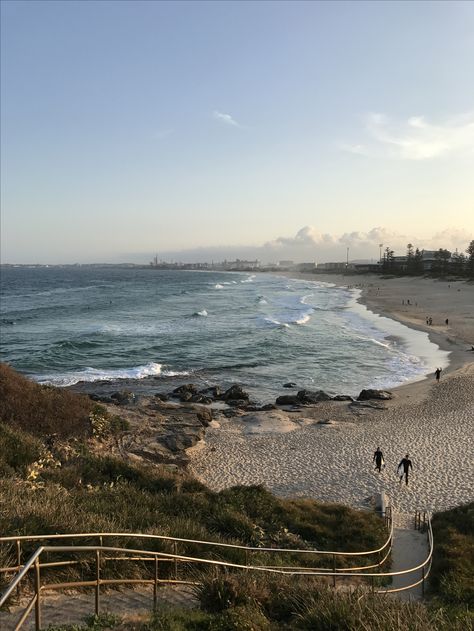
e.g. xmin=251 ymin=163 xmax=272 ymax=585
xmin=1 ymin=1 xmax=473 ymax=264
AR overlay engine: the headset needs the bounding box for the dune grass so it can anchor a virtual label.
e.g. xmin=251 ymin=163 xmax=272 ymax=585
xmin=430 ymin=502 xmax=474 ymax=610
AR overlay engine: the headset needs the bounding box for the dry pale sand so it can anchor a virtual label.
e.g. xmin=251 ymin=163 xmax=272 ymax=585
xmin=189 ymin=275 xmax=474 ymax=514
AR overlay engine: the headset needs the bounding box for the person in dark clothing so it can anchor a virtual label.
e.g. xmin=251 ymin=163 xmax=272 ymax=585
xmin=373 ymin=447 xmax=384 ymax=473
xmin=398 ymin=454 xmax=413 ymax=486
xmin=435 ymin=368 xmax=442 ymax=382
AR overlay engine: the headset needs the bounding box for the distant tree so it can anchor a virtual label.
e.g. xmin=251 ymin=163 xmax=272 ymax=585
xmin=432 ymin=248 xmax=451 ymax=276
xmin=413 ymin=248 xmax=423 ymax=275
xmin=450 ymin=250 xmax=466 ymax=277
xmin=382 ymin=247 xmax=394 ymax=273
xmin=406 ymin=243 xmax=415 ymax=274
xmin=467 ymin=240 xmax=474 ymax=278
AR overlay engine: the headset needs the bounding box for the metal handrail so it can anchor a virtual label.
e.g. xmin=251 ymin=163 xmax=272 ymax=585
xmin=0 ymin=510 xmax=393 ymax=558
xmin=0 ymin=510 xmax=432 ymax=631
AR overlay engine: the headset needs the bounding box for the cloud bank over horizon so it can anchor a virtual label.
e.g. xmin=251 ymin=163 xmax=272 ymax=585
xmin=142 ymin=225 xmax=473 ymax=265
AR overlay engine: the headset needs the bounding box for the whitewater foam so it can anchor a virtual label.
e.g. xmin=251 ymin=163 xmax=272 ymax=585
xmin=34 ymin=362 xmax=189 ymax=387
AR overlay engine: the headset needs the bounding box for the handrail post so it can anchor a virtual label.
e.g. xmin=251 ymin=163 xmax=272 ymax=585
xmin=16 ymin=539 xmax=22 ymax=598
xmin=173 ymin=542 xmax=178 ymax=580
xmin=153 ymin=555 xmax=158 ymax=611
xmin=34 ymin=557 xmax=41 ymax=631
xmin=95 ymin=549 xmax=101 ymax=615
xmin=332 ymin=554 xmax=336 ymax=588
xmin=422 ymin=565 xmax=425 ymax=596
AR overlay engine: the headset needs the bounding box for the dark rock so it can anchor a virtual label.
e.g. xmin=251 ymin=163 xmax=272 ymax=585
xmin=283 ymin=382 xmax=297 ymax=388
xmin=172 ymin=384 xmax=198 ymax=396
xmin=226 ymin=399 xmax=249 ymax=408
xmin=163 ymin=430 xmax=204 ymax=452
xmin=195 ymin=407 xmax=213 ymax=426
xmin=111 ymin=391 xmax=137 ymax=405
xmin=199 ymin=385 xmax=222 ymax=398
xmin=297 ymin=390 xmax=332 ymax=404
xmin=276 ymin=395 xmax=300 ymax=405
xmin=190 ymin=394 xmax=205 ymax=403
xmin=200 ymin=397 xmax=213 ymax=405
xmin=179 ymin=392 xmax=193 ymax=402
xmin=261 ymin=403 xmax=278 ymax=410
xmin=154 ymin=393 xmax=169 ymax=402
xmin=223 ymin=408 xmax=242 ymax=418
xmin=221 ymin=385 xmax=250 ymax=402
xmin=357 ymin=389 xmax=393 ymax=401
xmin=332 ymin=395 xmax=354 ymax=402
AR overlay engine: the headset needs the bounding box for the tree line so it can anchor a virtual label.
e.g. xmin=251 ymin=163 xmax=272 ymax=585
xmin=381 ymin=240 xmax=474 ymax=278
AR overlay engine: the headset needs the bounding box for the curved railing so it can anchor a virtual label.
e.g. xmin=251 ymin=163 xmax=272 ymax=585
xmin=0 ymin=507 xmax=434 ymax=631
xmin=0 ymin=506 xmax=394 ymax=578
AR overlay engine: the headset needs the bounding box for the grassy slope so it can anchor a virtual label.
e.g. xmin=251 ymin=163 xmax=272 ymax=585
xmin=1 ymin=364 xmax=472 ymax=629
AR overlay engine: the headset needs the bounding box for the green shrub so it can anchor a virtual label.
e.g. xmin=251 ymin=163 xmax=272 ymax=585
xmin=431 ymin=502 xmax=474 ymax=607
xmin=0 ymin=422 xmax=43 ymax=475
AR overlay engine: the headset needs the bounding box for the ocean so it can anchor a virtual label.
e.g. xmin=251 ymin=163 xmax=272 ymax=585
xmin=0 ymin=267 xmax=449 ymax=402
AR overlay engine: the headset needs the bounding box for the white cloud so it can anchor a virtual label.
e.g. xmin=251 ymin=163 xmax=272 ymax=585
xmin=343 ymin=112 xmax=474 ymax=160
xmin=266 ymin=226 xmax=334 ymax=248
xmin=213 ymin=110 xmax=240 ymax=127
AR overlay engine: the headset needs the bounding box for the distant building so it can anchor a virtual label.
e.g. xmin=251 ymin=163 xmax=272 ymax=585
xmin=317 ymin=262 xmax=346 ymax=271
xmin=221 ymin=259 xmax=260 ymax=270
xmin=295 ymin=262 xmax=316 ymax=272
xmin=277 ymin=260 xmax=294 ymax=268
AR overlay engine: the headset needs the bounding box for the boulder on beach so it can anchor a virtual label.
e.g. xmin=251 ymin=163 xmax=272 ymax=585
xmin=163 ymin=429 xmax=204 ymax=452
xmin=221 ymin=385 xmax=250 ymax=402
xmin=154 ymin=393 xmax=169 ymax=402
xmin=297 ymin=389 xmax=332 ymax=403
xmin=199 ymin=385 xmax=222 ymax=398
xmin=357 ymin=389 xmax=393 ymax=401
xmin=275 ymin=394 xmax=300 ymax=405
xmin=332 ymin=394 xmax=354 ymax=402
xmin=172 ymin=384 xmax=198 ymax=396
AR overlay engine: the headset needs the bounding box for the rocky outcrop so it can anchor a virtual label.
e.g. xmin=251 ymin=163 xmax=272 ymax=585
xmin=221 ymin=385 xmax=250 ymax=403
xmin=297 ymin=390 xmax=332 ymax=404
xmin=275 ymin=394 xmax=300 ymax=405
xmin=357 ymin=389 xmax=393 ymax=401
xmin=110 ymin=391 xmax=137 ymax=405
xmin=276 ymin=389 xmax=333 ymax=406
xmin=283 ymin=382 xmax=297 ymax=388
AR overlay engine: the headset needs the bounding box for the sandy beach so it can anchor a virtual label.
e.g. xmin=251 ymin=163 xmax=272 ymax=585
xmin=190 ymin=275 xmax=474 ymax=515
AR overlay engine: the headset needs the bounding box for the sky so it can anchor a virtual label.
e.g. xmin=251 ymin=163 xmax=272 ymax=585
xmin=1 ymin=0 xmax=473 ymax=264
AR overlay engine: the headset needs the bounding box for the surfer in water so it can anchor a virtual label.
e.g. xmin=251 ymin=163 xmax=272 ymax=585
xmin=373 ymin=447 xmax=384 ymax=473
xmin=397 ymin=454 xmax=413 ymax=486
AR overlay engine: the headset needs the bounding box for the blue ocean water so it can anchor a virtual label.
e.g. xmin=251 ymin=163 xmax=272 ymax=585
xmin=0 ymin=267 xmax=449 ymax=401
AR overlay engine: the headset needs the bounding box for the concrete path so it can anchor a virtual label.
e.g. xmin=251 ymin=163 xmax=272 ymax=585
xmin=0 ymin=584 xmax=197 ymax=630
xmin=390 ymin=514 xmax=429 ymax=601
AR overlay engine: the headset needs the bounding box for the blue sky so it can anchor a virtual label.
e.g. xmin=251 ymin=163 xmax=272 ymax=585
xmin=1 ymin=0 xmax=473 ymax=263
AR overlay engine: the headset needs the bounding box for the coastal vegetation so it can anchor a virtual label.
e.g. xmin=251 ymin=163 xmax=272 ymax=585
xmin=1 ymin=364 xmax=473 ymax=629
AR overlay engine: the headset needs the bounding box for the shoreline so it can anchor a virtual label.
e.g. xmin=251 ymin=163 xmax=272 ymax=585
xmin=276 ymin=271 xmax=474 ymax=403
xmin=189 ymin=274 xmax=474 ymax=514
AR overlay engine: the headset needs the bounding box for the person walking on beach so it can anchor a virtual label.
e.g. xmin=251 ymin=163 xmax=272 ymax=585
xmin=373 ymin=447 xmax=384 ymax=473
xmin=398 ymin=454 xmax=413 ymax=486
xmin=435 ymin=367 xmax=442 ymax=382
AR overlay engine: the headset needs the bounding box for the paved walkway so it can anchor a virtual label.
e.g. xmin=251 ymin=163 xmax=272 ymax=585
xmin=389 ymin=514 xmax=429 ymax=601
xmin=0 ymin=584 xmax=197 ymax=630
